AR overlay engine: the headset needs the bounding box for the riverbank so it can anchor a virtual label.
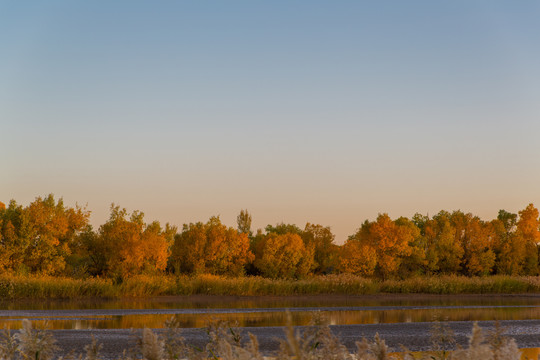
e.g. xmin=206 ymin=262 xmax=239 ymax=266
xmin=1 ymin=274 xmax=539 ymax=299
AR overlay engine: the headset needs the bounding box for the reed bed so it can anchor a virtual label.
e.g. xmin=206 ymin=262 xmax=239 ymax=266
xmin=0 ymin=274 xmax=539 ymax=299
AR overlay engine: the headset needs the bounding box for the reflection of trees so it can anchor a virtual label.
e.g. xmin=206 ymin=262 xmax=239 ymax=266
xmin=3 ymin=307 xmax=540 ymax=330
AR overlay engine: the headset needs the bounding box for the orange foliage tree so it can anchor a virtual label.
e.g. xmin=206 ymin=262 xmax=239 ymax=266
xmin=171 ymin=216 xmax=253 ymax=276
xmin=253 ymin=232 xmax=314 ymax=279
xmin=0 ymin=195 xmax=89 ymax=275
xmin=337 ymin=239 xmax=377 ymax=276
xmin=348 ymin=214 xmax=413 ymax=279
xmin=516 ymin=204 xmax=540 ymax=275
xmin=86 ymin=205 xmax=174 ymax=279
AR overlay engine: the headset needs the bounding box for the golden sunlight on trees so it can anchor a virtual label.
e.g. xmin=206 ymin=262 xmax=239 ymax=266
xmin=84 ymin=205 xmax=174 ymax=279
xmin=348 ymin=214 xmax=413 ymax=279
xmin=492 ymin=210 xmax=523 ymax=275
xmin=253 ymin=232 xmax=314 ymax=279
xmin=2 ymin=195 xmax=540 ymax=280
xmin=425 ymin=212 xmax=464 ymax=274
xmin=517 ymin=204 xmax=540 ymax=275
xmin=0 ymin=195 xmax=89 ymax=275
xmin=337 ymin=240 xmax=377 ymax=276
xmin=171 ymin=216 xmax=253 ymax=276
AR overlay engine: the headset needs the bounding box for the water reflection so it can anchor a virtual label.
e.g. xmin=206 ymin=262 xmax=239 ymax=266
xmin=1 ymin=305 xmax=540 ymax=330
xmin=1 ymin=294 xmax=540 ymax=311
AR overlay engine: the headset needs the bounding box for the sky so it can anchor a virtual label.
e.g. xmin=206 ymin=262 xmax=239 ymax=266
xmin=2 ymin=1 xmax=540 ymax=242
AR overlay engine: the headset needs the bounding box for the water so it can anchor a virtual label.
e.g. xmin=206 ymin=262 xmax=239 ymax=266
xmin=1 ymin=295 xmax=539 ymax=359
xmin=1 ymin=294 xmax=540 ymax=330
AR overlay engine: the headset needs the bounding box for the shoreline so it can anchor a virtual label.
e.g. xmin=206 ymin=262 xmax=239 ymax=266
xmin=1 ymin=274 xmax=540 ymax=300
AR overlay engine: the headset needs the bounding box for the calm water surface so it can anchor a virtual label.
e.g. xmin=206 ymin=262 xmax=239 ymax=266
xmin=1 ymin=295 xmax=539 ymax=330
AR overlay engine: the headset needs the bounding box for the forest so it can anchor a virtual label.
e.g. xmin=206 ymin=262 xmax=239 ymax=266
xmin=0 ymin=195 xmax=539 ymax=281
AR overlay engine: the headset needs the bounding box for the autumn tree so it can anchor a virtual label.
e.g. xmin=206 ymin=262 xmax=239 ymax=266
xmin=337 ymin=239 xmax=377 ymax=276
xmin=2 ymin=195 xmax=90 ymax=275
xmin=412 ymin=213 xmax=439 ymax=275
xmin=516 ymin=204 xmax=540 ymax=275
xmin=237 ymin=209 xmax=253 ymax=237
xmin=460 ymin=216 xmax=495 ymax=276
xmin=171 ymin=216 xmax=253 ymax=276
xmin=395 ymin=217 xmax=426 ymax=277
xmin=252 ymin=232 xmax=314 ymax=279
xmin=0 ymin=200 xmax=26 ymax=272
xmin=424 ymin=212 xmax=464 ymax=274
xmin=302 ymin=223 xmax=339 ymax=274
xmin=492 ymin=210 xmax=524 ymax=275
xmin=85 ymin=205 xmax=174 ymax=279
xmin=348 ymin=214 xmax=413 ymax=279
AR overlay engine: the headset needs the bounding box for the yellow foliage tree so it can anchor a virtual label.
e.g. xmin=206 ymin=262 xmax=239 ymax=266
xmin=350 ymin=214 xmax=413 ymax=279
xmin=337 ymin=240 xmax=377 ymax=276
xmin=492 ymin=210 xmax=524 ymax=275
xmin=171 ymin=216 xmax=253 ymax=276
xmin=94 ymin=205 xmax=173 ymax=279
xmin=517 ymin=204 xmax=540 ymax=275
xmin=253 ymin=232 xmax=314 ymax=279
xmin=425 ymin=212 xmax=464 ymax=274
xmin=20 ymin=195 xmax=89 ymax=275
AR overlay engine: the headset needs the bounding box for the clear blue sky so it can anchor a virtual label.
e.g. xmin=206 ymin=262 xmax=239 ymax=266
xmin=2 ymin=1 xmax=540 ymax=242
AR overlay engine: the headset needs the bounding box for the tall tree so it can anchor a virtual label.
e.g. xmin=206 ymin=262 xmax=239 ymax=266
xmin=492 ymin=210 xmax=523 ymax=275
xmin=395 ymin=217 xmax=427 ymax=277
xmin=265 ymin=223 xmax=303 ymax=235
xmin=517 ymin=204 xmax=540 ymax=275
xmin=426 ymin=212 xmax=464 ymax=274
xmin=461 ymin=216 xmax=495 ymax=276
xmin=302 ymin=223 xmax=338 ymax=274
xmin=237 ymin=209 xmax=253 ymax=237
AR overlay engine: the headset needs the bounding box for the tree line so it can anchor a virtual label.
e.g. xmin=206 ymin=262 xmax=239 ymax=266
xmin=0 ymin=195 xmax=539 ymax=280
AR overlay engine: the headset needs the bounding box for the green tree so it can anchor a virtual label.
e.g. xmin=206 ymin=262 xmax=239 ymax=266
xmin=265 ymin=223 xmax=303 ymax=235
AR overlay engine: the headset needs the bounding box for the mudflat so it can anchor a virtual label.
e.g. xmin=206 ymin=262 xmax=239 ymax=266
xmin=50 ymin=320 xmax=540 ymax=359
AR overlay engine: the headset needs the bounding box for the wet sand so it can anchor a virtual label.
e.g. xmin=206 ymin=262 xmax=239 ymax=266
xmin=51 ymin=320 xmax=540 ymax=359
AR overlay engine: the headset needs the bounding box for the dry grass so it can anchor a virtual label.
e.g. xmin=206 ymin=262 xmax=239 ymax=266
xmin=0 ymin=316 xmax=524 ymax=360
xmin=1 ymin=273 xmax=540 ymax=299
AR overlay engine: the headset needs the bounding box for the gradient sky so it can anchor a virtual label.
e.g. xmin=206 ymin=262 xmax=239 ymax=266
xmin=2 ymin=1 xmax=540 ymax=242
